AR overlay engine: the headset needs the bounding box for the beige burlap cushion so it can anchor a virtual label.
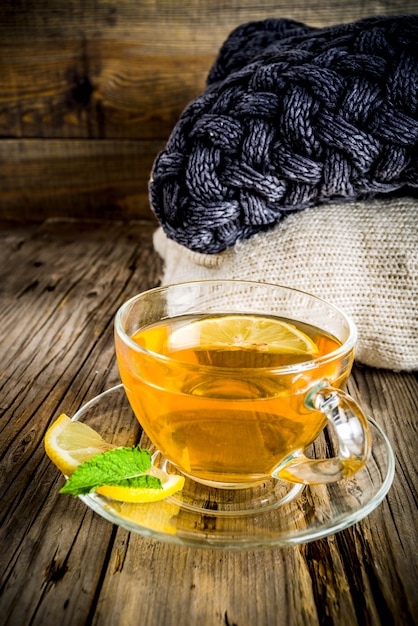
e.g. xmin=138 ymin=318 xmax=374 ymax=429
xmin=153 ymin=197 xmax=418 ymax=371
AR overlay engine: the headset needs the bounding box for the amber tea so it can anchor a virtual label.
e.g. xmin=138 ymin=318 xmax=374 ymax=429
xmin=115 ymin=281 xmax=370 ymax=487
xmin=117 ymin=313 xmax=348 ymax=486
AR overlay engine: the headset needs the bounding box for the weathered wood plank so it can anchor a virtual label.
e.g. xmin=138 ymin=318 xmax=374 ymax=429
xmin=0 ymin=220 xmax=162 ymax=625
xmin=0 ymin=41 xmax=209 ymax=140
xmin=0 ymin=139 xmax=163 ymax=221
xmin=0 ymin=220 xmax=416 ymax=626
xmin=3 ymin=0 xmax=408 ymax=44
xmin=1 ymin=0 xmax=414 ymax=140
xmin=1 ymin=0 xmax=416 ymax=221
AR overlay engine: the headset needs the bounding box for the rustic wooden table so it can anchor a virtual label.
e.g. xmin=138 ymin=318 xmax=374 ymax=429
xmin=0 ymin=219 xmax=417 ymax=626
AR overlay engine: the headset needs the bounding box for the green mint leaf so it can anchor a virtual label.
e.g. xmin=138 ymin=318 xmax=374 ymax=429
xmin=59 ymin=446 xmax=162 ymax=496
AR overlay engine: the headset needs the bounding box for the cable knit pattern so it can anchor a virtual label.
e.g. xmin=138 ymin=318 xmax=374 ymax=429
xmin=150 ymin=15 xmax=418 ymax=253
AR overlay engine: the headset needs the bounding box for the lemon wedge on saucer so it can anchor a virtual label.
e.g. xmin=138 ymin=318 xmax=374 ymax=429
xmin=96 ymin=474 xmax=185 ymax=503
xmin=44 ymin=414 xmax=115 ymax=476
xmin=44 ymin=414 xmax=184 ymax=503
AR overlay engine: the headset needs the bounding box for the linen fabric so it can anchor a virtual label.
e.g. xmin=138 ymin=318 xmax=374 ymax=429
xmin=153 ymin=197 xmax=418 ymax=371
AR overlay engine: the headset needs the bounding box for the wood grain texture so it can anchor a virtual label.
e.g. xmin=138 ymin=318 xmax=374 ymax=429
xmin=1 ymin=0 xmax=417 ymax=220
xmin=0 ymin=220 xmax=162 ymax=624
xmin=1 ymin=0 xmax=415 ymax=140
xmin=0 ymin=219 xmax=416 ymax=626
xmin=0 ymin=39 xmax=209 ymax=140
xmin=0 ymin=139 xmax=164 ymax=221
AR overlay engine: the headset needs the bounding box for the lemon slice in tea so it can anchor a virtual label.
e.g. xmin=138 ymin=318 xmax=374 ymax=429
xmin=168 ymin=314 xmax=319 ymax=356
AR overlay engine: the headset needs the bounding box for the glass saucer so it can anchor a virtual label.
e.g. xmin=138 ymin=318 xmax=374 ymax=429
xmin=73 ymin=384 xmax=395 ymax=551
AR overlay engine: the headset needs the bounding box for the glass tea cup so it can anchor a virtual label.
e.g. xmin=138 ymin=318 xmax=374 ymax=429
xmin=114 ymin=280 xmax=371 ymax=489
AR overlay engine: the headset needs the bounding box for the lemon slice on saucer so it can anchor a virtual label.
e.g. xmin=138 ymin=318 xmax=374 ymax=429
xmin=44 ymin=414 xmax=115 ymax=476
xmin=96 ymin=474 xmax=185 ymax=503
xmin=168 ymin=314 xmax=318 ymax=355
xmin=44 ymin=414 xmax=184 ymax=503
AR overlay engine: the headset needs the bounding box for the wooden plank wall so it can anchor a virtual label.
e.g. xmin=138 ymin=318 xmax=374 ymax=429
xmin=1 ymin=0 xmax=416 ymax=223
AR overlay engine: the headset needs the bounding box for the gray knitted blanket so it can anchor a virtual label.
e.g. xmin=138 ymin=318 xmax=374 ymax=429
xmin=150 ymin=15 xmax=418 ymax=254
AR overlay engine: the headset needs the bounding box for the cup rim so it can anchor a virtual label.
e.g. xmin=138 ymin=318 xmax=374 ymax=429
xmin=114 ymin=279 xmax=357 ymax=374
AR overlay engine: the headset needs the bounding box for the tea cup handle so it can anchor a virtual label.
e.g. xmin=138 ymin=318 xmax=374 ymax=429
xmin=273 ymin=382 xmax=371 ymax=484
